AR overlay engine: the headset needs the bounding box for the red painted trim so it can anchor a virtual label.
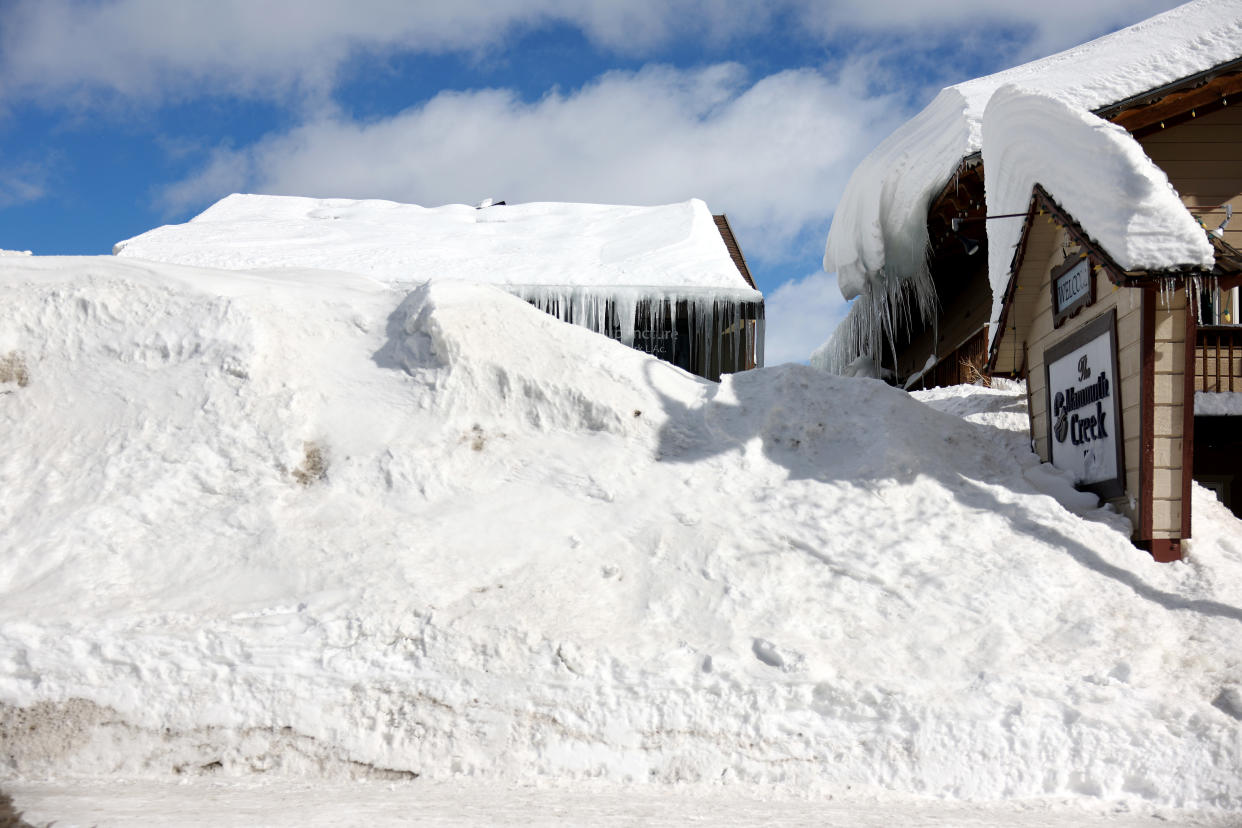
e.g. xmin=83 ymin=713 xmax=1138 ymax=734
xmin=1150 ymin=539 xmax=1183 ymax=563
xmin=1140 ymin=287 xmax=1155 ymax=542
xmin=1181 ymin=290 xmax=1196 ymax=540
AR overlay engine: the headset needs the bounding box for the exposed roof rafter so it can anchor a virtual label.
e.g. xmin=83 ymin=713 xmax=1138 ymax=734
xmin=1095 ymin=58 xmax=1242 ymax=136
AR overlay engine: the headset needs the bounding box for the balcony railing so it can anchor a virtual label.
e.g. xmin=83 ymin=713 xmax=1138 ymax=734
xmin=1196 ymin=326 xmax=1242 ymax=393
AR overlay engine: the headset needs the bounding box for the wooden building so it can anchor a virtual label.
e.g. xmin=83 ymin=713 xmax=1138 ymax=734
xmin=817 ymin=4 xmax=1242 ymax=561
xmin=986 ymin=62 xmax=1242 ymax=559
xmin=518 ymin=214 xmax=764 ymax=382
xmin=115 ymin=196 xmax=765 ymax=383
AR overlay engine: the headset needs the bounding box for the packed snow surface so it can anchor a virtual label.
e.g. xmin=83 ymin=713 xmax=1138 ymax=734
xmin=1196 ymin=391 xmax=1242 ymax=416
xmin=7 ymin=778 xmax=1240 ymax=827
xmin=2 ymin=256 xmax=1242 ymax=815
xmin=114 ymin=193 xmax=756 ymax=294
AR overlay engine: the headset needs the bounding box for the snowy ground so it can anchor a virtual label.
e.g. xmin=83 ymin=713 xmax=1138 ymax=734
xmin=6 ymin=779 xmax=1240 ymax=827
xmin=2 ymin=255 xmax=1241 ymax=824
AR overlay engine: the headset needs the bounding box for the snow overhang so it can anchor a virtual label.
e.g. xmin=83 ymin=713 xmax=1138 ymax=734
xmin=115 ymin=194 xmax=760 ymax=296
xmin=982 ymin=85 xmax=1214 ymax=350
xmin=822 ymin=0 xmax=1242 ymax=305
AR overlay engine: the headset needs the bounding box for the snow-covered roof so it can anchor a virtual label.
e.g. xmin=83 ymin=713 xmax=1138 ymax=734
xmin=115 ymin=194 xmax=759 ymax=295
xmin=980 ymin=84 xmax=1215 ymax=331
xmin=824 ymin=0 xmax=1242 ymax=306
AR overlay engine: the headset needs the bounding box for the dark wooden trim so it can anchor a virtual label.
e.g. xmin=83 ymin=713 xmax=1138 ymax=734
xmin=928 ymin=152 xmax=983 ymax=213
xmin=988 ymin=185 xmax=1130 ymax=371
xmin=1182 ymin=290 xmax=1196 ymax=539
xmin=1094 ymin=57 xmax=1242 ymax=122
xmin=985 ymin=195 xmax=1039 ymax=373
xmin=1043 ymin=308 xmax=1126 ymax=500
xmin=1149 ymin=539 xmax=1183 ymax=563
xmin=1140 ymin=286 xmax=1156 ymax=542
xmin=712 ymin=214 xmax=757 ymax=290
xmin=1051 ymin=254 xmax=1096 ymax=328
xmin=1114 ymin=72 xmax=1242 ymax=138
xmin=1029 ymin=186 xmax=1130 ymax=285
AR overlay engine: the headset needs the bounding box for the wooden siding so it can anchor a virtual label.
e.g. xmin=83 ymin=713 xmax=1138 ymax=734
xmin=1139 ymin=105 xmax=1242 ymax=250
xmin=1196 ymin=326 xmax=1242 ymax=391
xmin=904 ymin=327 xmax=989 ymax=390
xmin=992 ymin=215 xmax=1061 ymax=378
xmin=1013 ymin=226 xmax=1145 ymax=528
xmin=712 ymin=214 xmax=757 ymax=290
xmin=896 ymin=269 xmax=991 ymax=382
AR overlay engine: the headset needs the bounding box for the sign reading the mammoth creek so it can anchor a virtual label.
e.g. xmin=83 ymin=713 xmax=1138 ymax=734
xmin=1044 ymin=309 xmax=1125 ymax=499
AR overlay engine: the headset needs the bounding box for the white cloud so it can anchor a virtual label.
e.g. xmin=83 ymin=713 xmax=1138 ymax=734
xmin=762 ymin=271 xmax=849 ymax=365
xmin=0 ymin=0 xmax=763 ymax=106
xmin=794 ymin=0 xmax=1184 ymax=63
xmin=161 ymin=63 xmax=904 ymax=265
xmin=0 ymin=162 xmax=50 ymax=208
xmin=0 ymin=0 xmax=1182 ymax=107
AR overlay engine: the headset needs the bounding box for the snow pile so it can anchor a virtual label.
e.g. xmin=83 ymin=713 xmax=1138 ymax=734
xmin=1196 ymin=391 xmax=1242 ymax=416
xmin=818 ymin=0 xmax=1241 ymax=369
xmin=2 ymin=255 xmax=1242 ymax=807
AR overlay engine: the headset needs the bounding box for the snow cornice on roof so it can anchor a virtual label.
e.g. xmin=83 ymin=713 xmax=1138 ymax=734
xmin=981 ymin=84 xmax=1215 ymax=345
xmin=815 ymin=0 xmax=1242 ymax=370
xmin=989 ymin=182 xmax=1242 ymax=372
xmin=115 ymin=194 xmax=761 ymax=297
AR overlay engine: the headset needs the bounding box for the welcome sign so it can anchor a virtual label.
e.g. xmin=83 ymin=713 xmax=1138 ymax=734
xmin=1052 ymin=256 xmax=1095 ymax=327
xmin=1044 ymin=310 xmax=1125 ymax=499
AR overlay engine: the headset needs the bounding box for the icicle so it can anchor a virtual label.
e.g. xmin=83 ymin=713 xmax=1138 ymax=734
xmin=505 ymin=283 xmax=760 ymax=381
xmin=696 ymin=296 xmax=710 ymax=379
xmin=615 ymin=290 xmax=637 ymax=346
xmin=750 ymin=312 xmax=760 ymax=367
xmin=810 ymin=260 xmax=937 ymax=381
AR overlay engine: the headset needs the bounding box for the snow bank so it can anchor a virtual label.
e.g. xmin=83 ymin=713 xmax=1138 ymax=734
xmin=114 ymin=194 xmax=756 ymax=293
xmin=2 ymin=255 xmax=1242 ymax=807
xmin=1196 ymin=391 xmax=1242 ymax=416
xmin=820 ymin=0 xmax=1242 ymax=365
xmin=982 ymin=85 xmax=1214 ymax=337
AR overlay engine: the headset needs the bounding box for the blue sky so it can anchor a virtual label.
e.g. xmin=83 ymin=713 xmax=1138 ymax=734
xmin=0 ymin=0 xmax=1181 ymax=362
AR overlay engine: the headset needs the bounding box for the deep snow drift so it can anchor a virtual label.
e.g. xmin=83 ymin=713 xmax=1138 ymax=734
xmin=2 ymin=255 xmax=1241 ymax=810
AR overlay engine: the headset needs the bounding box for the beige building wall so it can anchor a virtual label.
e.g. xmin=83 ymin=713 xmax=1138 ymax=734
xmin=1136 ymin=99 xmax=1241 ymax=538
xmin=1008 ymin=227 xmax=1144 ymax=527
xmin=1140 ymin=104 xmax=1242 ymax=250
xmin=986 ymin=101 xmax=1234 ymax=547
xmin=1151 ymin=290 xmax=1189 ymax=539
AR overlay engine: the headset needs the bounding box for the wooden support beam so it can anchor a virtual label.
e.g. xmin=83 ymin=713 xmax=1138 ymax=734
xmin=1112 ymin=72 xmax=1242 ymax=136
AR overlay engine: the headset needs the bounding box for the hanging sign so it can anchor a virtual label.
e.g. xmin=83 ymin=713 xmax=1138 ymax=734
xmin=1052 ymin=256 xmax=1095 ymax=328
xmin=1044 ymin=309 xmax=1125 ymax=499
